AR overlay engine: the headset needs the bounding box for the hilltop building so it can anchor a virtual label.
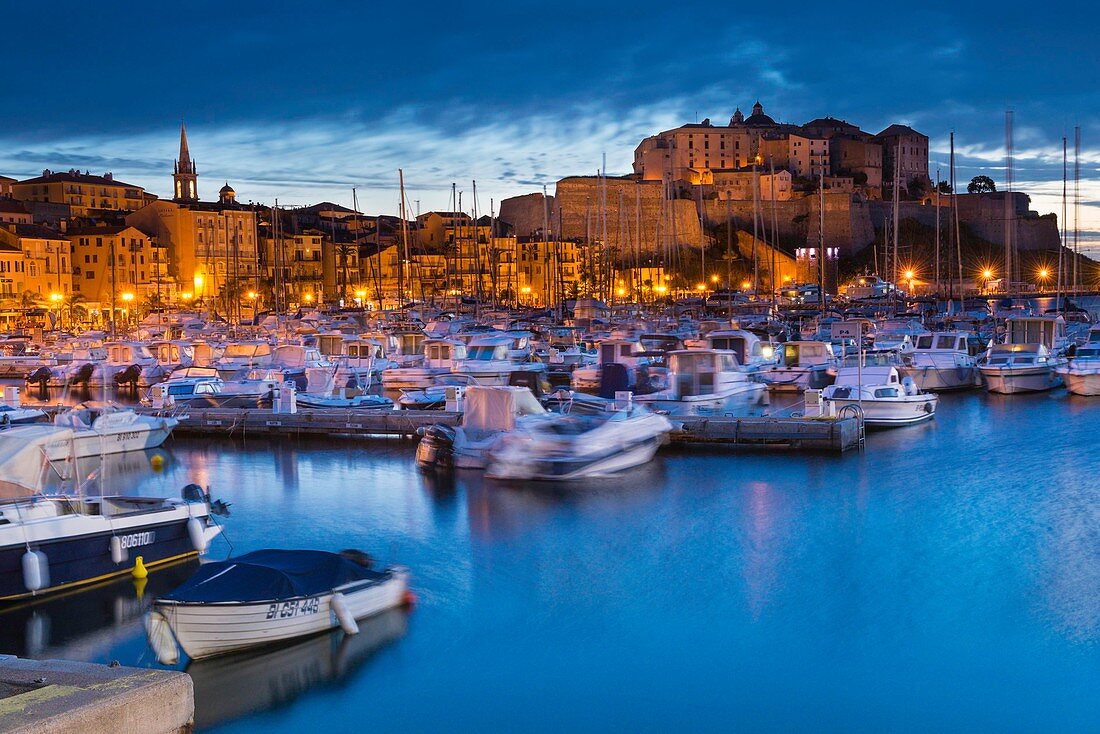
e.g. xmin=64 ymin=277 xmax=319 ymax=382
xmin=9 ymin=170 xmax=147 ymax=217
xmin=127 ymin=125 xmax=258 ymax=308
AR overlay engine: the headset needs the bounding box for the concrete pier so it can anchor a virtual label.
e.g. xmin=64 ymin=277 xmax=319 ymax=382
xmin=148 ymin=407 xmax=861 ymax=452
xmin=0 ymin=656 xmax=193 ymax=733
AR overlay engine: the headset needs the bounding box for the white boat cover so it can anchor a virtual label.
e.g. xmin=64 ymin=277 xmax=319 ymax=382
xmin=0 ymin=425 xmax=75 ymax=496
xmin=462 ymin=386 xmax=545 ymax=432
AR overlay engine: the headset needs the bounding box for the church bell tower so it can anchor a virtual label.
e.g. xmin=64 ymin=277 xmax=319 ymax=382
xmin=173 ymin=123 xmax=198 ymax=203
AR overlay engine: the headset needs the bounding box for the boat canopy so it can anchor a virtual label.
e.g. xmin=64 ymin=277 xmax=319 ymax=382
xmin=160 ymin=549 xmax=387 ymax=604
xmin=462 ymin=386 xmax=545 ymax=432
xmin=0 ymin=425 xmax=74 ymax=496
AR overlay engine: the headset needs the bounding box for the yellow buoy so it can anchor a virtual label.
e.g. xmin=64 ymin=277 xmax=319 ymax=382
xmin=150 ymin=454 xmax=165 ymax=472
xmin=132 ymin=556 xmax=148 ymax=580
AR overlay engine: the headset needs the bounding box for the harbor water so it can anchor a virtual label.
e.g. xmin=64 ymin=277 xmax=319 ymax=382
xmin=2 ymin=390 xmax=1097 ymax=731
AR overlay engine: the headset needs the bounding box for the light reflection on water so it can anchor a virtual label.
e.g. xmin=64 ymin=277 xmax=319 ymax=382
xmin=0 ymin=391 xmax=1096 ymax=732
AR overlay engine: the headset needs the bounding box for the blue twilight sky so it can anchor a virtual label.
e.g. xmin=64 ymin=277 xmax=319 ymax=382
xmin=2 ymin=2 xmax=1098 ymax=245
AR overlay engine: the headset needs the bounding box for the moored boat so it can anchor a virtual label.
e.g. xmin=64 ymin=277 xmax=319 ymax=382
xmin=147 ymin=549 xmax=409 ymax=661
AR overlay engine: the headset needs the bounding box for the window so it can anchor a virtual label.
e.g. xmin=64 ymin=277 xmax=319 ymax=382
xmin=86 ymin=271 xmax=94 ymax=280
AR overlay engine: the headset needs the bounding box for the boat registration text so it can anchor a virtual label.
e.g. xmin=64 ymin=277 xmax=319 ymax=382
xmin=265 ymin=597 xmax=320 ymax=620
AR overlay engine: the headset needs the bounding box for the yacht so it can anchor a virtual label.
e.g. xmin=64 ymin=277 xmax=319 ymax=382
xmin=213 ymin=341 xmax=274 ymax=378
xmin=1057 ymin=328 xmax=1100 ymax=395
xmin=570 ymin=337 xmax=663 ymax=394
xmin=416 ymin=386 xmax=547 ymax=469
xmin=634 ymin=349 xmax=765 ymax=415
xmin=817 ymin=364 xmax=938 ymax=427
xmin=382 ymin=338 xmax=467 ymax=390
xmin=980 ymin=344 xmax=1063 ymax=394
xmin=39 ymin=405 xmax=179 ymax=458
xmin=485 ymin=398 xmax=672 ymax=480
xmin=980 ymin=316 xmax=1068 ymax=394
xmin=689 ymin=327 xmax=779 ymax=375
xmin=758 ymin=341 xmax=837 ymax=392
xmin=0 ymin=428 xmax=224 ymax=600
xmin=898 ymin=331 xmax=981 ymax=391
xmin=451 ymin=335 xmax=545 ymax=386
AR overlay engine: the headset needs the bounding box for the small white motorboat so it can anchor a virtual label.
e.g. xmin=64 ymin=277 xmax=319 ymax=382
xmin=485 ymin=397 xmax=672 ymax=480
xmin=815 ymin=365 xmax=938 ymax=427
xmin=415 ymin=385 xmax=546 ymax=470
xmin=1055 ymin=325 xmax=1100 ymax=396
xmin=898 ymin=331 xmax=981 ymax=391
xmin=758 ymin=341 xmax=837 ymax=392
xmin=980 ymin=344 xmax=1064 ymax=394
xmin=146 ymin=549 xmax=410 ymax=661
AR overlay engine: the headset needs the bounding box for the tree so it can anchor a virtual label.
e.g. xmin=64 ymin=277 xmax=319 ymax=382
xmin=967 ymin=175 xmax=997 ymax=194
xmin=936 ymin=181 xmax=953 ymax=194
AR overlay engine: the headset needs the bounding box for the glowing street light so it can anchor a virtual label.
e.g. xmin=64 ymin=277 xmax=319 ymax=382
xmin=1037 ymin=268 xmax=1051 ymax=292
xmin=120 ymin=292 xmax=134 ymax=303
xmin=710 ymin=274 xmax=719 ymax=284
xmin=303 ymin=293 xmax=313 ymax=303
xmin=181 ymin=292 xmax=193 ymax=301
xmin=741 ymin=280 xmax=752 ymax=290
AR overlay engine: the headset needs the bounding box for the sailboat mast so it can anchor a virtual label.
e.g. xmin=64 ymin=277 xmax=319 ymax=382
xmin=892 ymin=140 xmax=900 ymax=313
xmin=397 ymin=169 xmax=411 ymax=307
xmin=818 ymin=169 xmax=826 ymax=316
xmin=1074 ymin=126 xmax=1081 ymax=292
xmin=951 ymin=132 xmax=963 ymax=300
xmin=769 ymin=157 xmax=778 ymax=307
xmin=1059 ymin=136 xmax=1067 ymax=311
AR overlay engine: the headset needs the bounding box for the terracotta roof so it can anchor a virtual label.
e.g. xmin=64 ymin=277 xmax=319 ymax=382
xmin=17 ymin=170 xmax=142 ymax=189
xmin=0 ymin=198 xmax=28 ymax=213
xmin=4 ymin=223 xmax=65 ymax=240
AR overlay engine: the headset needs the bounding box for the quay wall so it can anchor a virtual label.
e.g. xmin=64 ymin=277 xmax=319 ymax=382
xmin=501 ymin=183 xmax=1063 ymax=260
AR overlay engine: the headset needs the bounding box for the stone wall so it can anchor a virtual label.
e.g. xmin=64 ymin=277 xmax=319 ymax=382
xmin=500 ymin=178 xmax=1062 ymax=262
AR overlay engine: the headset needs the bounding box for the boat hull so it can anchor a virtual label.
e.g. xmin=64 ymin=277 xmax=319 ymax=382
xmin=822 ymin=396 xmax=938 ymax=426
xmin=487 ymin=434 xmax=664 ymax=480
xmin=1059 ymin=370 xmax=1100 ymax=396
xmin=980 ymin=366 xmax=1061 ymax=394
xmin=0 ymin=513 xmax=219 ymax=601
xmin=153 ymin=569 xmax=409 ymax=660
xmin=897 ymin=365 xmax=979 ymax=392
xmin=635 ymin=383 xmax=765 ymax=416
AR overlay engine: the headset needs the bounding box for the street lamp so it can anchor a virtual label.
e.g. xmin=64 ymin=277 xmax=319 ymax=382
xmin=49 ymin=292 xmax=63 ymax=330
xmin=981 ymin=268 xmax=994 ymax=295
xmin=1038 ymin=268 xmax=1051 ymax=293
xmin=120 ymin=292 xmax=134 ymax=330
xmin=904 ymin=269 xmax=915 ymax=295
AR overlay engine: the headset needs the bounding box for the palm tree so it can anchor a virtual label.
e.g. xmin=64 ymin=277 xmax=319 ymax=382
xmin=66 ymin=292 xmax=88 ymax=327
xmin=19 ymin=290 xmax=43 ymax=309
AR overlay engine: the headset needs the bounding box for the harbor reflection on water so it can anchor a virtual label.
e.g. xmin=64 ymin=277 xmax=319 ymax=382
xmin=0 ymin=390 xmax=1097 ymax=732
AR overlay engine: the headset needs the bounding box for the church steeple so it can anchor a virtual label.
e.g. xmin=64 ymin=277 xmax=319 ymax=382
xmin=173 ymin=123 xmax=198 ymax=203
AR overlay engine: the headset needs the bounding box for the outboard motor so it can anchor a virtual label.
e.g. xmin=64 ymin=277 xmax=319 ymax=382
xmin=69 ymin=363 xmax=94 ymax=387
xmin=114 ymin=364 xmax=143 ymax=389
xmin=416 ymin=424 xmax=456 ymax=470
xmin=26 ymin=366 xmax=52 ymax=390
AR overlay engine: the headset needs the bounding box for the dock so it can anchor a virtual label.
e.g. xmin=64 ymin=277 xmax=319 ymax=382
xmin=670 ymin=415 xmax=863 ymax=452
xmin=0 ymin=655 xmax=193 ymax=733
xmin=149 ymin=407 xmax=861 ymax=452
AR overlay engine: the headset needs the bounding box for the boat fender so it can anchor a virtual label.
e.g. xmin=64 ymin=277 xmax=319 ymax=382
xmin=22 ymin=550 xmax=49 ymax=592
xmin=110 ymin=535 xmax=128 ymax=564
xmin=187 ymin=517 xmax=207 ymax=553
xmin=922 ymin=402 xmax=933 ymax=414
xmin=132 ymin=556 xmax=148 ymax=579
xmin=331 ymin=592 xmax=359 ymax=635
xmin=145 ymin=611 xmax=180 ymax=665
